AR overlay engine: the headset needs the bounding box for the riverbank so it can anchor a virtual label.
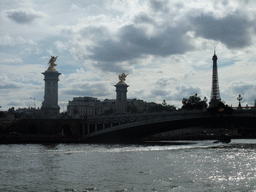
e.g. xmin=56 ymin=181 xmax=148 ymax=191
xmin=0 ymin=133 xmax=253 ymax=144
xmin=0 ymin=135 xmax=86 ymax=144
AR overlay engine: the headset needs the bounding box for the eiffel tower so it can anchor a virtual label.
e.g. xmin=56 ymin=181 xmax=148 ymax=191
xmin=209 ymin=48 xmax=221 ymax=107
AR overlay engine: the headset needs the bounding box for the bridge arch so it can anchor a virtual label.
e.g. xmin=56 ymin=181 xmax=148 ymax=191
xmin=84 ymin=111 xmax=256 ymax=142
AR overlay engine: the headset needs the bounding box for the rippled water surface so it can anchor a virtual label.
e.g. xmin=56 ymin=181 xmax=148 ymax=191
xmin=1 ymin=139 xmax=256 ymax=191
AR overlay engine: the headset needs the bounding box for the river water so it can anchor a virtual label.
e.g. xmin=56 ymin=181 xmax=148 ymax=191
xmin=1 ymin=139 xmax=256 ymax=192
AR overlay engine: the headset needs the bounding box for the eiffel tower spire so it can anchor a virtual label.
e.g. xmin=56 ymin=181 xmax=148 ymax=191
xmin=210 ymin=48 xmax=221 ymax=107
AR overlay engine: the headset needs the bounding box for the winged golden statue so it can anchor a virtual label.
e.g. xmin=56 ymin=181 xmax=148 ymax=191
xmin=118 ymin=73 xmax=129 ymax=84
xmin=47 ymin=56 xmax=58 ymax=71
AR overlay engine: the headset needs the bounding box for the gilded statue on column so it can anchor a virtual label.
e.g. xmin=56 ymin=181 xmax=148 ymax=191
xmin=118 ymin=73 xmax=129 ymax=84
xmin=47 ymin=56 xmax=58 ymax=71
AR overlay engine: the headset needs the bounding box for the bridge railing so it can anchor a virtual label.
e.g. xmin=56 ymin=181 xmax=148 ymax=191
xmin=86 ymin=109 xmax=208 ymax=122
xmin=232 ymin=106 xmax=256 ymax=110
xmin=84 ymin=109 xmax=209 ymax=136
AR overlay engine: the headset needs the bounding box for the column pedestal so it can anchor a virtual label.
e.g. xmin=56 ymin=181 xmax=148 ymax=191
xmin=41 ymin=70 xmax=61 ymax=115
xmin=115 ymin=83 xmax=129 ymax=114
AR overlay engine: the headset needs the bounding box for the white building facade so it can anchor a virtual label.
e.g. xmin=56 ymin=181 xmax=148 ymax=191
xmin=67 ymin=97 xmax=115 ymax=117
xmin=67 ymin=97 xmax=151 ymax=118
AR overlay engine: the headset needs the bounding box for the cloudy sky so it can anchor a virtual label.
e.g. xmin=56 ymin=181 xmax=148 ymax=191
xmin=1 ymin=0 xmax=256 ymax=111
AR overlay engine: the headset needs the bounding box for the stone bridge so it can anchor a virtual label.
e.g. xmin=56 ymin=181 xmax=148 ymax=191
xmin=5 ymin=108 xmax=256 ymax=143
xmin=83 ymin=108 xmax=256 ymax=142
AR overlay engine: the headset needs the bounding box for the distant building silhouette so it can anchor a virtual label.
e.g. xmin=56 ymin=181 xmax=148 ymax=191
xmin=67 ymin=97 xmax=150 ymax=117
xmin=210 ymin=49 xmax=221 ymax=107
xmin=67 ymin=97 xmax=115 ymax=117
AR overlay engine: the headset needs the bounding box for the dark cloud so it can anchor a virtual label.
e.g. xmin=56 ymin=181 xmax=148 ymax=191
xmin=134 ymin=13 xmax=156 ymax=25
xmin=7 ymin=101 xmax=22 ymax=107
xmin=175 ymin=2 xmax=184 ymax=9
xmin=190 ymin=12 xmax=252 ymax=48
xmin=173 ymin=85 xmax=202 ymax=100
xmin=227 ymin=81 xmax=256 ymax=104
xmin=129 ymin=90 xmax=146 ymax=99
xmin=61 ymin=82 xmax=111 ymax=97
xmin=79 ymin=26 xmax=111 ymax=40
xmin=72 ymin=7 xmax=254 ymax=74
xmin=150 ymin=89 xmax=168 ymax=97
xmin=0 ymin=84 xmax=19 ymax=89
xmin=155 ymin=78 xmax=178 ymax=87
xmin=149 ymin=0 xmax=169 ymax=13
xmin=149 ymin=84 xmax=202 ymax=102
xmin=92 ymin=61 xmax=131 ymax=73
xmin=121 ymin=24 xmax=192 ymax=56
xmin=230 ymin=81 xmax=255 ymax=95
xmin=157 ymin=86 xmax=201 ymax=101
xmin=6 ymin=8 xmax=44 ymax=24
xmin=88 ymin=38 xmax=139 ymax=63
xmin=216 ymin=81 xmax=252 ymax=105
xmin=221 ymin=0 xmax=229 ymax=6
xmin=87 ymin=24 xmax=193 ymax=71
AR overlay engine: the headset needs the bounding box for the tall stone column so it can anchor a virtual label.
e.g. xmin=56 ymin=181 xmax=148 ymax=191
xmin=41 ymin=56 xmax=61 ymax=115
xmin=115 ymin=73 xmax=129 ymax=114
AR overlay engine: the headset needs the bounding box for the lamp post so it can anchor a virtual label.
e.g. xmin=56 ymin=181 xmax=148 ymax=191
xmin=237 ymin=94 xmax=242 ymax=108
xmin=30 ymin=97 xmax=36 ymax=109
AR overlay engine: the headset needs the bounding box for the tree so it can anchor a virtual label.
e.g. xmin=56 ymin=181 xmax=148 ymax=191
xmin=103 ymin=108 xmax=114 ymax=115
xmin=127 ymin=104 xmax=139 ymax=113
xmin=8 ymin=107 xmax=15 ymax=113
xmin=207 ymin=101 xmax=233 ymax=115
xmin=182 ymin=94 xmax=208 ymax=110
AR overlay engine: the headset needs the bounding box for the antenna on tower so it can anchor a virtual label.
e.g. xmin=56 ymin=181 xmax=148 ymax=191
xmin=214 ymin=47 xmax=216 ymax=55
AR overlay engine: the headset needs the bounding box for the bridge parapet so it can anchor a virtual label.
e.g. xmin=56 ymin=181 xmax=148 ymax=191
xmin=78 ymin=108 xmax=256 ymax=141
xmin=232 ymin=106 xmax=256 ymax=110
xmin=86 ymin=109 xmax=208 ymax=124
xmin=232 ymin=108 xmax=256 ymax=116
xmin=84 ymin=109 xmax=210 ymax=137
